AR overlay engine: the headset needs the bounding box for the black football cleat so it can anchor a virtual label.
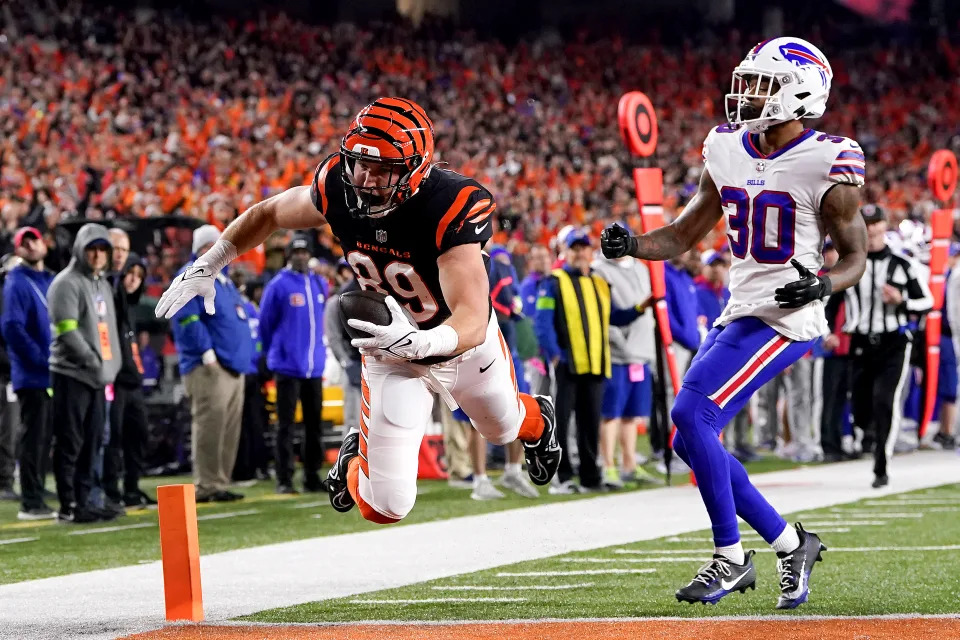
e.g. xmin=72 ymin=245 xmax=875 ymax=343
xmin=675 ymin=551 xmax=757 ymax=605
xmin=522 ymin=395 xmax=561 ymax=486
xmin=775 ymin=522 xmax=826 ymax=609
xmin=323 ymin=431 xmax=360 ymax=513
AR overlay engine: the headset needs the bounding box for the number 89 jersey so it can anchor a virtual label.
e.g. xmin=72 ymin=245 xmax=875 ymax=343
xmin=702 ymin=124 xmax=865 ymax=341
xmin=310 ymin=154 xmax=495 ymax=330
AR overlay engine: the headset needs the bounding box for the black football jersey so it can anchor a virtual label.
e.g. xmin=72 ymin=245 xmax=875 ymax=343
xmin=310 ymin=154 xmax=495 ymax=330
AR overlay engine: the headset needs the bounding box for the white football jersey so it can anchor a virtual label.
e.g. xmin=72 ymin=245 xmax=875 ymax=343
xmin=702 ymin=124 xmax=865 ymax=341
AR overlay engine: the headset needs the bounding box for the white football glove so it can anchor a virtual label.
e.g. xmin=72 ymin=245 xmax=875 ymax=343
xmin=348 ymin=296 xmax=458 ymax=361
xmin=155 ymin=263 xmax=218 ymax=319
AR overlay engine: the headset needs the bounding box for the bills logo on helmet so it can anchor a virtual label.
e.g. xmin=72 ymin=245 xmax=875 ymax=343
xmin=778 ymin=42 xmax=830 ymax=82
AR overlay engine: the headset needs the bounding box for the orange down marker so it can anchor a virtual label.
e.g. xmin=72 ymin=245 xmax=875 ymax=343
xmin=157 ymin=484 xmax=204 ymax=621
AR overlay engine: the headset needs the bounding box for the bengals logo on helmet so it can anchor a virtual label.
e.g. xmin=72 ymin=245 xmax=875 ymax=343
xmin=339 ymin=97 xmax=435 ymax=218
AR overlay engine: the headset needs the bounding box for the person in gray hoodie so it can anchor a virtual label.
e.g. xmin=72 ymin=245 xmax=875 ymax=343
xmin=591 ymin=247 xmax=659 ymax=489
xmin=47 ymin=223 xmax=122 ymax=523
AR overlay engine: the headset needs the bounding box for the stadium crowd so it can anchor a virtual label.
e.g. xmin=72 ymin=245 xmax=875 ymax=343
xmin=0 ymin=2 xmax=958 ymax=519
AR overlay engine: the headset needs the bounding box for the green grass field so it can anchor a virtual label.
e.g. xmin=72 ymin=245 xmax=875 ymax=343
xmin=0 ymin=455 xmax=802 ymax=585
xmin=246 ymin=483 xmax=960 ymax=623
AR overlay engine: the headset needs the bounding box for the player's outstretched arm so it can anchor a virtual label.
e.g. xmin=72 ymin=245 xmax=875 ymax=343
xmin=820 ymin=184 xmax=867 ymax=293
xmin=220 ymin=185 xmax=325 ymax=257
xmin=601 ymin=168 xmax=723 ymax=262
xmin=156 ymin=186 xmax=324 ymax=319
xmin=437 ymin=243 xmax=491 ymax=354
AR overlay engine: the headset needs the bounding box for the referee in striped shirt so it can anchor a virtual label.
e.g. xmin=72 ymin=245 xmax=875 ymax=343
xmin=843 ymin=205 xmax=933 ymax=488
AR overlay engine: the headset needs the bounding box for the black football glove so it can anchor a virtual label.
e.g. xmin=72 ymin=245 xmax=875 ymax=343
xmin=774 ymin=259 xmax=833 ymax=309
xmin=601 ymin=225 xmax=638 ymax=259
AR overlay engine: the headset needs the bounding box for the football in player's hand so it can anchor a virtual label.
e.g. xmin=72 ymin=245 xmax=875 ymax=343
xmin=339 ymin=289 xmax=418 ymax=340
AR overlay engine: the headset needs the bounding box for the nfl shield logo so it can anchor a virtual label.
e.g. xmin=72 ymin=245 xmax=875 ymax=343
xmin=755 ymin=161 xmax=766 ymax=173
xmin=375 ymin=229 xmax=388 ymax=243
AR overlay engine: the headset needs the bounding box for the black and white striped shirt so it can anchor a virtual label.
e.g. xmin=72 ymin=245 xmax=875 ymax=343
xmin=842 ymin=246 xmax=933 ymax=336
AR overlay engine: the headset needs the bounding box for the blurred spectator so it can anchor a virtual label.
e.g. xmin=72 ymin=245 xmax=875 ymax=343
xmin=591 ymin=238 xmax=659 ymax=489
xmin=324 ymin=260 xmax=363 ymax=466
xmin=103 ymin=251 xmax=155 ymax=509
xmin=230 ymin=269 xmax=269 ymax=483
xmin=535 ymin=229 xmax=644 ymax=493
xmin=170 ymin=225 xmax=251 ymax=503
xmin=48 ymin=223 xmax=121 ymax=523
xmin=138 ymin=331 xmax=160 ymax=394
xmin=259 ymin=233 xmax=328 ymax=494
xmin=0 ymin=254 xmax=16 ymax=504
xmin=486 ymin=246 xmax=539 ymax=498
xmin=819 ymin=240 xmax=854 ymax=462
xmin=658 ymin=249 xmax=701 ymax=474
xmin=3 ymin=228 xmax=56 ymax=518
xmin=939 ymin=246 xmax=960 ymax=450
xmin=108 ymin=229 xmax=130 ymax=275
xmin=520 ymin=244 xmax=554 ymax=396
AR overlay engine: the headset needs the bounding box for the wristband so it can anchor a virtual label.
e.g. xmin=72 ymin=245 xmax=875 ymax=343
xmin=421 ymin=324 xmax=460 ymax=358
xmin=196 ymin=238 xmax=238 ymax=273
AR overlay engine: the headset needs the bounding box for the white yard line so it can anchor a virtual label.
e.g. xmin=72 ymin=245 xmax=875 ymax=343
xmin=665 ymin=527 xmax=852 ymax=542
xmin=1 ymin=450 xmax=958 ymax=640
xmin=563 ymin=557 xmax=702 ymax=564
xmin=67 ymin=522 xmax=156 ymax=536
xmin=863 ymin=499 xmax=958 ymax=505
xmin=290 ymin=501 xmax=328 ymax=510
xmin=0 ymin=537 xmax=38 ymax=545
xmin=612 ymin=545 xmax=960 ymax=555
xmin=827 ymin=510 xmax=924 ymax=518
xmin=196 ymin=509 xmax=260 ymax=521
xmin=496 ymin=569 xmax=657 ymax=577
xmin=432 ymin=583 xmax=593 ymax=591
xmin=350 ymin=597 xmax=526 ymax=604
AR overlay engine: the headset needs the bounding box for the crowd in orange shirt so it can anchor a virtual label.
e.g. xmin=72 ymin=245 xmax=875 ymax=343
xmin=2 ymin=2 xmax=958 ymax=281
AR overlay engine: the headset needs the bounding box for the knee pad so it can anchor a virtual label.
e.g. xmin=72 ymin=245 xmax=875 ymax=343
xmin=365 ymin=483 xmax=416 ymax=522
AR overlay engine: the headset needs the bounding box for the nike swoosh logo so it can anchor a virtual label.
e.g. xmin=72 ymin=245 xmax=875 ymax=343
xmin=475 ymin=223 xmax=489 ymax=234
xmin=784 ymin=559 xmax=807 ymax=598
xmin=480 ymin=360 xmax=495 ymax=373
xmin=720 ymin=571 xmax=750 ymax=591
xmin=182 ymin=266 xmax=208 ymax=280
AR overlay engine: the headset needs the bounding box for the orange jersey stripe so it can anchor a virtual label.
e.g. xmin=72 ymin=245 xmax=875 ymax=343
xmin=315 ymin=155 xmax=341 ymax=214
xmin=436 ymin=186 xmax=479 ymax=250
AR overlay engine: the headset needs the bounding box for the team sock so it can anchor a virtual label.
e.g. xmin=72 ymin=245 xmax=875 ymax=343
xmin=714 ymin=542 xmax=745 ymax=565
xmin=771 ymin=523 xmax=801 ymax=553
xmin=473 ymin=474 xmax=489 ymax=487
xmin=504 ymin=463 xmax=522 ymax=477
xmin=517 ymin=393 xmax=544 ymax=441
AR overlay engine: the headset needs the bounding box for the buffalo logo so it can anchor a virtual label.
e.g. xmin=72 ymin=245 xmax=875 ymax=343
xmin=375 ymin=229 xmax=388 ymax=244
xmin=778 ymin=43 xmax=830 ymax=83
xmin=289 ymin=293 xmax=306 ymax=307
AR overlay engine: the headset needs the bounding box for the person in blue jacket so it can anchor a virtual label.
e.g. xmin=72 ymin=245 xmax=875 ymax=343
xmin=259 ymin=232 xmax=329 ymax=494
xmin=230 ymin=269 xmax=269 ymax=483
xmin=1 ymin=227 xmax=56 ymax=519
xmin=665 ymin=249 xmax=703 ymax=370
xmin=170 ymin=225 xmax=252 ymax=503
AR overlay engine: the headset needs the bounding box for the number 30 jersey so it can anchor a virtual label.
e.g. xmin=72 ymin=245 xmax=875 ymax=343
xmin=310 ymin=154 xmax=495 ymax=330
xmin=702 ymin=124 xmax=866 ymax=341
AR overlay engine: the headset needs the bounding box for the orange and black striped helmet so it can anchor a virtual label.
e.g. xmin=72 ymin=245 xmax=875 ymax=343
xmin=339 ymin=97 xmax=435 ymax=218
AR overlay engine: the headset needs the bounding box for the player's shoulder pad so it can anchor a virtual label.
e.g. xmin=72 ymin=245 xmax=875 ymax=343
xmin=702 ymin=122 xmax=741 ymax=163
xmin=430 ymin=169 xmax=496 ymax=251
xmin=309 ymin=152 xmax=341 ymax=214
xmin=810 ymin=131 xmax=865 ymax=188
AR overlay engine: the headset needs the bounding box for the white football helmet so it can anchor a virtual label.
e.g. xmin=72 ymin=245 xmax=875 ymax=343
xmin=726 ymin=37 xmax=833 ymax=133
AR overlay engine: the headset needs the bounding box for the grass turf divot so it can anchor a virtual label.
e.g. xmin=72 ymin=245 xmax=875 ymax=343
xmin=244 ymin=483 xmax=960 ymax=623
